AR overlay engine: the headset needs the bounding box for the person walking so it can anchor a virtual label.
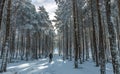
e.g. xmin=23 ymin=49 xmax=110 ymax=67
xmin=49 ymin=53 xmax=53 ymax=63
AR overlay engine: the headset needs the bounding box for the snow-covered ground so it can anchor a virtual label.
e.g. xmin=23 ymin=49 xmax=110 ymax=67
xmin=1 ymin=55 xmax=113 ymax=74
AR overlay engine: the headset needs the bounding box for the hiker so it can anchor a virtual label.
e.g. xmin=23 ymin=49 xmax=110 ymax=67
xmin=49 ymin=53 xmax=53 ymax=63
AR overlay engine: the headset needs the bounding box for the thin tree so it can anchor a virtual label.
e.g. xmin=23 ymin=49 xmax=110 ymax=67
xmin=96 ymin=0 xmax=106 ymax=74
xmin=72 ymin=0 xmax=78 ymax=68
xmin=90 ymin=0 xmax=99 ymax=66
xmin=0 ymin=0 xmax=5 ymax=29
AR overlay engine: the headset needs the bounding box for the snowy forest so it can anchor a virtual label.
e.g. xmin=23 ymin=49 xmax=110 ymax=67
xmin=0 ymin=0 xmax=120 ymax=74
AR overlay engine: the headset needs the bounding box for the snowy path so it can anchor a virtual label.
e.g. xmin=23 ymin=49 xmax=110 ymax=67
xmin=1 ymin=55 xmax=113 ymax=74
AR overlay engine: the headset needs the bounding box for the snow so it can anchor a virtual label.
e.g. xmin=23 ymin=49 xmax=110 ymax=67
xmin=0 ymin=55 xmax=113 ymax=74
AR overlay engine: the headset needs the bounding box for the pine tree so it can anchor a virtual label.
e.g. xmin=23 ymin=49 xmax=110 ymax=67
xmin=0 ymin=0 xmax=5 ymax=29
xmin=96 ymin=0 xmax=106 ymax=74
xmin=0 ymin=0 xmax=12 ymax=72
xmin=72 ymin=0 xmax=78 ymax=68
xmin=105 ymin=0 xmax=120 ymax=74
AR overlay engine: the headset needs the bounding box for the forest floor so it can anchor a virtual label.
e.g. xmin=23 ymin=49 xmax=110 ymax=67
xmin=0 ymin=55 xmax=113 ymax=74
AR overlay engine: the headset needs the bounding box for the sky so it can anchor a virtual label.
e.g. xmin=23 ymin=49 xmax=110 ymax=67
xmin=31 ymin=0 xmax=57 ymax=20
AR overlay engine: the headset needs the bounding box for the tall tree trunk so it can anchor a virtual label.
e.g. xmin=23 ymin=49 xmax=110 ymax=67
xmin=72 ymin=0 xmax=78 ymax=68
xmin=105 ymin=0 xmax=120 ymax=74
xmin=63 ymin=26 xmax=65 ymax=60
xmin=90 ymin=0 xmax=99 ymax=66
xmin=82 ymin=20 xmax=85 ymax=62
xmin=69 ymin=24 xmax=72 ymax=61
xmin=0 ymin=0 xmax=5 ymax=29
xmin=0 ymin=0 xmax=12 ymax=72
xmin=77 ymin=5 xmax=82 ymax=64
xmin=38 ymin=32 xmax=41 ymax=58
xmin=85 ymin=28 xmax=89 ymax=61
xmin=20 ymin=31 xmax=24 ymax=60
xmin=66 ymin=25 xmax=69 ymax=59
xmin=117 ymin=0 xmax=120 ymax=56
xmin=96 ymin=0 xmax=106 ymax=74
xmin=26 ymin=30 xmax=30 ymax=61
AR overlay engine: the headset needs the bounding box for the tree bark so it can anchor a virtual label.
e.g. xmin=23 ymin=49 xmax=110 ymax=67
xmin=0 ymin=0 xmax=12 ymax=72
xmin=0 ymin=0 xmax=5 ymax=29
xmin=90 ymin=0 xmax=99 ymax=66
xmin=96 ymin=0 xmax=106 ymax=74
xmin=105 ymin=0 xmax=120 ymax=74
xmin=72 ymin=0 xmax=78 ymax=68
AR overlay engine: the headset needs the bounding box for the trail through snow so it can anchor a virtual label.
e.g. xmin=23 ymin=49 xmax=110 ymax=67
xmin=1 ymin=55 xmax=113 ymax=74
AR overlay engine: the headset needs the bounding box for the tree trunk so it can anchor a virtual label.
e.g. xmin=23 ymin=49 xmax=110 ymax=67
xmin=90 ymin=0 xmax=99 ymax=66
xmin=69 ymin=23 xmax=72 ymax=61
xmin=105 ymin=0 xmax=120 ymax=74
xmin=66 ymin=25 xmax=69 ymax=59
xmin=72 ymin=0 xmax=78 ymax=68
xmin=0 ymin=0 xmax=5 ymax=29
xmin=96 ymin=0 xmax=106 ymax=74
xmin=117 ymin=0 xmax=120 ymax=56
xmin=85 ymin=28 xmax=89 ymax=61
xmin=0 ymin=0 xmax=11 ymax=72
